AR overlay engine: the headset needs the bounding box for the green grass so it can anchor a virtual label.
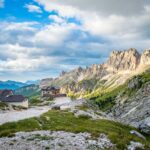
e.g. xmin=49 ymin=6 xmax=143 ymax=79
xmin=29 ymin=96 xmax=42 ymax=106
xmin=75 ymin=104 xmax=89 ymax=111
xmin=90 ymin=84 xmax=126 ymax=111
xmin=0 ymin=110 xmax=149 ymax=149
xmin=29 ymin=96 xmax=54 ymax=107
xmin=27 ymin=134 xmax=51 ymax=141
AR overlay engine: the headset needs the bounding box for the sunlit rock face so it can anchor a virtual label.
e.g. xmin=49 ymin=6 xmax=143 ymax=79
xmin=106 ymin=48 xmax=141 ymax=71
xmin=140 ymin=49 xmax=150 ymax=66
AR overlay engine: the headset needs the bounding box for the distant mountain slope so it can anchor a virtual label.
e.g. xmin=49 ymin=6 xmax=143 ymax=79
xmin=14 ymin=84 xmax=40 ymax=98
xmin=25 ymin=80 xmax=40 ymax=85
xmin=0 ymin=80 xmax=27 ymax=90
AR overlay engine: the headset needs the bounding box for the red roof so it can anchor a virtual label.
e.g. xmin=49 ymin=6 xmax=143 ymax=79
xmin=0 ymin=90 xmax=4 ymax=95
xmin=0 ymin=90 xmax=13 ymax=97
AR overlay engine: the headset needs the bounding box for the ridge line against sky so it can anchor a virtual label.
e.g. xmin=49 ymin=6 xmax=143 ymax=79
xmin=0 ymin=0 xmax=150 ymax=81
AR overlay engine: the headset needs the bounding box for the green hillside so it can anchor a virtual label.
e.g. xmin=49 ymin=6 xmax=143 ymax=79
xmin=15 ymin=84 xmax=40 ymax=98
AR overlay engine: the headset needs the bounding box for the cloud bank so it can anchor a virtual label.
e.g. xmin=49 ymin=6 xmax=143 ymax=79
xmin=0 ymin=0 xmax=150 ymax=81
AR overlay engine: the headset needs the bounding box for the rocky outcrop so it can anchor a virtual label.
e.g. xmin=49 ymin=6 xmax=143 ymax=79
xmin=127 ymin=76 xmax=142 ymax=90
xmin=140 ymin=49 xmax=150 ymax=66
xmin=72 ymin=109 xmax=105 ymax=120
xmin=109 ymin=80 xmax=150 ymax=134
xmin=107 ymin=48 xmax=141 ymax=71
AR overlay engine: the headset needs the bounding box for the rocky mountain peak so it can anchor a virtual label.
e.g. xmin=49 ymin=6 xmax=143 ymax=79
xmin=77 ymin=67 xmax=83 ymax=72
xmin=60 ymin=71 xmax=67 ymax=76
xmin=141 ymin=49 xmax=150 ymax=66
xmin=107 ymin=48 xmax=141 ymax=71
xmin=143 ymin=49 xmax=150 ymax=54
xmin=127 ymin=48 xmax=138 ymax=52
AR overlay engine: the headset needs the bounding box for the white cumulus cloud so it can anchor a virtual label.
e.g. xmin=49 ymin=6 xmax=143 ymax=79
xmin=0 ymin=0 xmax=4 ymax=8
xmin=25 ymin=4 xmax=42 ymax=13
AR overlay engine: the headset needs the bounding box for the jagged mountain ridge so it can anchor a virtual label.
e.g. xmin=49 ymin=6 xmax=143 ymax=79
xmin=40 ymin=48 xmax=150 ymax=98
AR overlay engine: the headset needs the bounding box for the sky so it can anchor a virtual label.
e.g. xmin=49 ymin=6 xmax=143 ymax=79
xmin=0 ymin=0 xmax=150 ymax=82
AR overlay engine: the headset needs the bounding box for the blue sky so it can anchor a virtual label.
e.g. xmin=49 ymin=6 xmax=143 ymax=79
xmin=0 ymin=0 xmax=150 ymax=81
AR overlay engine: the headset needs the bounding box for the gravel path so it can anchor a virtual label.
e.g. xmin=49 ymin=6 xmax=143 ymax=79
xmin=0 ymin=97 xmax=84 ymax=125
xmin=0 ymin=106 xmax=50 ymax=125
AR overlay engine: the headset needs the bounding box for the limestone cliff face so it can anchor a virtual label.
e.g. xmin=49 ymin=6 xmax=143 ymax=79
xmin=106 ymin=48 xmax=141 ymax=71
xmin=140 ymin=49 xmax=150 ymax=66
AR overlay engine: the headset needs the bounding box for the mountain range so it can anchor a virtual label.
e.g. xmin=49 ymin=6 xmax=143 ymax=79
xmin=0 ymin=80 xmax=27 ymax=90
xmin=0 ymin=80 xmax=40 ymax=90
xmin=40 ymin=48 xmax=150 ymax=98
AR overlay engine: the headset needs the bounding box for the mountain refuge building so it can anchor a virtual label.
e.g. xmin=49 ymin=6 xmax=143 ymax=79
xmin=41 ymin=86 xmax=66 ymax=98
xmin=0 ymin=90 xmax=28 ymax=108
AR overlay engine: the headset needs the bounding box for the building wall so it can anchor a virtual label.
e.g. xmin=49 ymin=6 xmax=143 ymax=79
xmin=41 ymin=89 xmax=60 ymax=97
xmin=8 ymin=100 xmax=28 ymax=108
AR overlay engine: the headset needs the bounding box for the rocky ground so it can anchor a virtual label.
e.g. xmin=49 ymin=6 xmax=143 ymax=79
xmin=50 ymin=98 xmax=111 ymax=121
xmin=50 ymin=97 xmax=84 ymax=110
xmin=0 ymin=131 xmax=144 ymax=150
xmin=109 ymin=81 xmax=150 ymax=134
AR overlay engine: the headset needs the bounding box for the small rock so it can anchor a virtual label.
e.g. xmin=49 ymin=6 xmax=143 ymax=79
xmin=73 ymin=109 xmax=103 ymax=120
xmin=127 ymin=141 xmax=144 ymax=150
xmin=74 ymin=110 xmax=92 ymax=119
xmin=130 ymin=130 xmax=145 ymax=140
xmin=51 ymin=105 xmax=60 ymax=110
